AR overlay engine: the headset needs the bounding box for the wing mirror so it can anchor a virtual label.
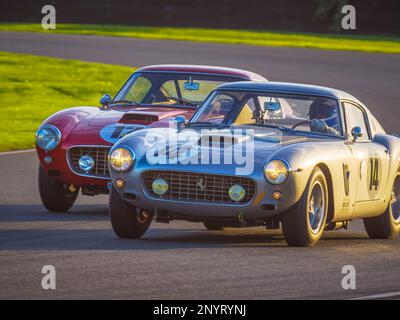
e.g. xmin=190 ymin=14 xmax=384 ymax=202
xmin=100 ymin=94 xmax=111 ymax=108
xmin=351 ymin=126 xmax=364 ymax=141
xmin=174 ymin=115 xmax=187 ymax=130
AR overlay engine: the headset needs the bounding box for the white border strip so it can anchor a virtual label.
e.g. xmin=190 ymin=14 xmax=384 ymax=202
xmin=0 ymin=149 xmax=35 ymax=156
xmin=351 ymin=291 xmax=400 ymax=300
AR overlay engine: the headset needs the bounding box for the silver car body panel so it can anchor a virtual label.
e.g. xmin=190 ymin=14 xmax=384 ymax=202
xmin=109 ymin=82 xmax=400 ymax=223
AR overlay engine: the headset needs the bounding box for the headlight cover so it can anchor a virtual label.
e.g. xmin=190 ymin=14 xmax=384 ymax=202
xmin=109 ymin=147 xmax=135 ymax=172
xmin=36 ymin=124 xmax=61 ymax=152
xmin=264 ymin=159 xmax=290 ymax=185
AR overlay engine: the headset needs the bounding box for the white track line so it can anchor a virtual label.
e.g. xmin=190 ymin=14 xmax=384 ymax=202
xmin=351 ymin=291 xmax=400 ymax=300
xmin=0 ymin=149 xmax=35 ymax=156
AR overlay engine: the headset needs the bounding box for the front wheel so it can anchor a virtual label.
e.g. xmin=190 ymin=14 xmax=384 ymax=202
xmin=363 ymin=174 xmax=400 ymax=239
xmin=281 ymin=167 xmax=328 ymax=247
xmin=38 ymin=165 xmax=79 ymax=212
xmin=109 ymin=187 xmax=153 ymax=239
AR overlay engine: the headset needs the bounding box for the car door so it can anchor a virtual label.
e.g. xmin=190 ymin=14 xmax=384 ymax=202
xmin=342 ymin=101 xmax=390 ymax=202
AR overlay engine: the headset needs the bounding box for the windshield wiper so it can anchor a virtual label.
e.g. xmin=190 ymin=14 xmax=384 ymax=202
xmin=164 ymin=96 xmax=199 ymax=107
xmin=110 ymin=99 xmax=140 ymax=105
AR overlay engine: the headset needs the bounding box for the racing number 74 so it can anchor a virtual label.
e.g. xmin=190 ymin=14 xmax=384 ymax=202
xmin=369 ymin=157 xmax=379 ymax=191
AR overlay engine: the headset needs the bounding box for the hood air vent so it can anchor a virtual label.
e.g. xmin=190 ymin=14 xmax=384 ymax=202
xmin=119 ymin=113 xmax=159 ymax=124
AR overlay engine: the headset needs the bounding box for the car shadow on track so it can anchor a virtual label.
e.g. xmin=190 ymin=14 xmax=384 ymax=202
xmin=0 ymin=204 xmax=373 ymax=251
xmin=0 ymin=226 xmax=371 ymax=251
xmin=0 ymin=204 xmax=109 ymax=222
xmin=0 ymin=227 xmax=289 ymax=250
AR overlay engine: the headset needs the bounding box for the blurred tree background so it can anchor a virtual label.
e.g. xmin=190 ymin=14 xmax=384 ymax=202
xmin=315 ymin=0 xmax=348 ymax=32
xmin=0 ymin=0 xmax=398 ymax=35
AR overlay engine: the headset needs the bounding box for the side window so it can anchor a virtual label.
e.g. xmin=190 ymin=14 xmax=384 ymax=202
xmin=125 ymin=76 xmax=152 ymax=103
xmin=150 ymin=80 xmax=178 ymax=104
xmin=235 ymin=97 xmax=256 ymax=125
xmin=343 ymin=102 xmax=370 ymax=141
xmin=160 ymin=80 xmax=178 ymax=97
xmin=197 ymin=94 xmax=235 ymax=124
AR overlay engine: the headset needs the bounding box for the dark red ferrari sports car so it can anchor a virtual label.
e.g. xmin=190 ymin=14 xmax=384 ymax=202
xmin=35 ymin=64 xmax=266 ymax=212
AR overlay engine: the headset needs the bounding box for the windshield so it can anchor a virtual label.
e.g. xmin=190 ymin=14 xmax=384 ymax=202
xmin=113 ymin=72 xmax=243 ymax=107
xmin=190 ymin=90 xmax=343 ymax=137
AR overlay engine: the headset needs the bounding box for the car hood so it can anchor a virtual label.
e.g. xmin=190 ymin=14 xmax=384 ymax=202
xmin=65 ymin=105 xmax=195 ymax=145
xmin=85 ymin=106 xmax=194 ymax=127
xmin=114 ymin=125 xmax=333 ymax=174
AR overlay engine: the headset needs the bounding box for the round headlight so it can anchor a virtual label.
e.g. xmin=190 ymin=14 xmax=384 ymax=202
xmin=228 ymin=184 xmax=246 ymax=202
xmin=109 ymin=147 xmax=135 ymax=172
xmin=36 ymin=125 xmax=61 ymax=152
xmin=152 ymin=178 xmax=169 ymax=196
xmin=264 ymin=159 xmax=290 ymax=185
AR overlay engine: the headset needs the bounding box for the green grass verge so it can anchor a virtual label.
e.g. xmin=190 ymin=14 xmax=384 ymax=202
xmin=0 ymin=51 xmax=133 ymax=152
xmin=1 ymin=23 xmax=400 ymax=54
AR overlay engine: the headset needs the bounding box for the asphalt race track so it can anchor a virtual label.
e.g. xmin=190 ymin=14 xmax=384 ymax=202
xmin=0 ymin=32 xmax=400 ymax=299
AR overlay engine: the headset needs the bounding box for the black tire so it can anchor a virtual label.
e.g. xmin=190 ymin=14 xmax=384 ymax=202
xmin=363 ymin=174 xmax=400 ymax=239
xmin=109 ymin=186 xmax=153 ymax=238
xmin=203 ymin=222 xmax=224 ymax=231
xmin=38 ymin=165 xmax=79 ymax=212
xmin=281 ymin=167 xmax=328 ymax=247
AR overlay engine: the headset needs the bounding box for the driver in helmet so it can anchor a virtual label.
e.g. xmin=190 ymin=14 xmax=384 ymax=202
xmin=308 ymin=99 xmax=340 ymax=136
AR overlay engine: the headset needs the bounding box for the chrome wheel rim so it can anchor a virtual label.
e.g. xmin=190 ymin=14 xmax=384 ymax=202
xmin=308 ymin=181 xmax=326 ymax=234
xmin=390 ymin=178 xmax=400 ymax=223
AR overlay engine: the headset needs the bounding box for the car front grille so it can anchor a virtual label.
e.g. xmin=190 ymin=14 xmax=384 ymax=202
xmin=68 ymin=146 xmax=111 ymax=178
xmin=142 ymin=170 xmax=256 ymax=204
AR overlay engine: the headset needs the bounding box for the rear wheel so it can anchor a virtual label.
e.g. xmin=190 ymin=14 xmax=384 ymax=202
xmin=109 ymin=186 xmax=153 ymax=238
xmin=363 ymin=174 xmax=400 ymax=239
xmin=38 ymin=165 xmax=79 ymax=212
xmin=281 ymin=167 xmax=328 ymax=247
xmin=203 ymin=222 xmax=224 ymax=231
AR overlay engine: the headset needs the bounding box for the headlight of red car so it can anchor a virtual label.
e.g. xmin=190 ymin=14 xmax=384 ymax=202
xmin=36 ymin=124 xmax=61 ymax=152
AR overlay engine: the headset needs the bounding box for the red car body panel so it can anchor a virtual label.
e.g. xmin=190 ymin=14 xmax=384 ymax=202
xmin=36 ymin=105 xmax=195 ymax=187
xmin=36 ymin=65 xmax=266 ymax=190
